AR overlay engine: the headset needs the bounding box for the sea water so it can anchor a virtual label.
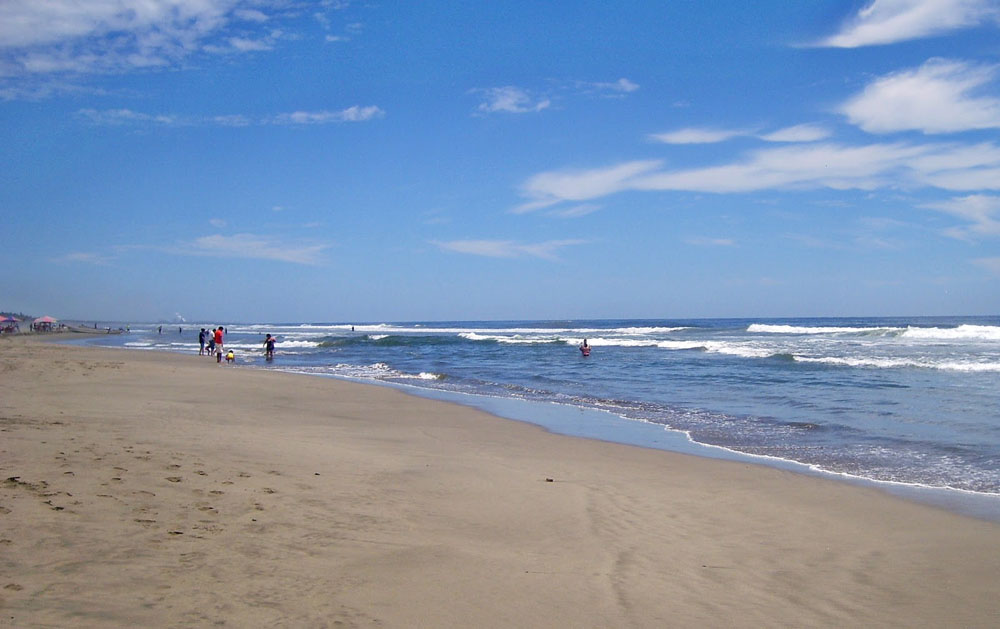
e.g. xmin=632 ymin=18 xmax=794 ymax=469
xmin=72 ymin=317 xmax=1000 ymax=518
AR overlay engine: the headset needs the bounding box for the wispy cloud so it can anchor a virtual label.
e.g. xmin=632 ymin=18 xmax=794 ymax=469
xmin=758 ymin=124 xmax=832 ymax=143
xmin=472 ymin=78 xmax=640 ymax=115
xmin=76 ymin=105 xmax=385 ymax=127
xmin=649 ymin=127 xmax=747 ymax=145
xmin=651 ymin=124 xmax=831 ymax=145
xmin=0 ymin=0 xmax=287 ymax=83
xmin=272 ymin=105 xmax=384 ymax=124
xmin=77 ymin=108 xmax=181 ymax=126
xmin=514 ymin=160 xmax=662 ymax=213
xmin=923 ymin=194 xmax=1000 ymax=239
xmin=551 ymin=204 xmax=602 ymax=218
xmin=173 ymin=233 xmax=331 ymax=265
xmin=472 ymin=86 xmax=551 ymax=114
xmin=817 ymin=0 xmax=1000 ymax=48
xmin=50 ymin=251 xmax=113 ymax=265
xmin=840 ymin=59 xmax=1000 ymax=134
xmin=686 ymin=237 xmax=735 ymax=247
xmin=515 ymin=141 xmax=1000 ymax=208
xmin=432 ymin=239 xmax=587 ymax=260
xmin=973 ymin=256 xmax=1000 ymax=276
xmin=574 ymin=77 xmax=640 ymax=97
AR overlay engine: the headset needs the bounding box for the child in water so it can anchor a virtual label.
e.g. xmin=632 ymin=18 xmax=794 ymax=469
xmin=226 ymin=350 xmax=235 ymax=364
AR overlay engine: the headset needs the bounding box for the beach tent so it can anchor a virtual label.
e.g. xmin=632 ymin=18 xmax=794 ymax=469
xmin=32 ymin=315 xmax=57 ymax=332
xmin=0 ymin=316 xmax=19 ymax=333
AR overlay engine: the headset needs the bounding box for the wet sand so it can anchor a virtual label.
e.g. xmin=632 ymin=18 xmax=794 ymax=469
xmin=2 ymin=337 xmax=999 ymax=627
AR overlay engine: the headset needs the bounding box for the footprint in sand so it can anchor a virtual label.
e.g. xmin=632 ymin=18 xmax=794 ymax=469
xmin=166 ymin=477 xmax=182 ymax=483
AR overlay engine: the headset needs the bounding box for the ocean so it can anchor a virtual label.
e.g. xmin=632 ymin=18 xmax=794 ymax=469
xmin=71 ymin=316 xmax=1000 ymax=519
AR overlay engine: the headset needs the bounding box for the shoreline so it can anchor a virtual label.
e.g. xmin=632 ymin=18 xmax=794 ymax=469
xmin=380 ymin=380 xmax=1000 ymax=523
xmin=62 ymin=333 xmax=1000 ymax=523
xmin=3 ymin=337 xmax=1000 ymax=626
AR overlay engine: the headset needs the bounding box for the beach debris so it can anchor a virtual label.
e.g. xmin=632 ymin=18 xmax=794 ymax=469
xmin=545 ymin=478 xmax=554 ymax=482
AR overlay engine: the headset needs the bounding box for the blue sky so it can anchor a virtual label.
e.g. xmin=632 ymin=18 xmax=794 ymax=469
xmin=2 ymin=0 xmax=1000 ymax=322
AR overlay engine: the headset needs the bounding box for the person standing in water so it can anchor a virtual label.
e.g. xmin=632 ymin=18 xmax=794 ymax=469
xmin=580 ymin=339 xmax=591 ymax=356
xmin=263 ymin=334 xmax=276 ymax=360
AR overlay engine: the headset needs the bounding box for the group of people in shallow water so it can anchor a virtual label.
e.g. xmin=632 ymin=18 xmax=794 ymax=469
xmin=196 ymin=326 xmax=278 ymax=363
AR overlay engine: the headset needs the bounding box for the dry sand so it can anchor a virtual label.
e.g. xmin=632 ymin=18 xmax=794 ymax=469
xmin=2 ymin=337 xmax=999 ymax=627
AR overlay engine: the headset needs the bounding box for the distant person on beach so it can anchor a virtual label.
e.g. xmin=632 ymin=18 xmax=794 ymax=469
xmin=580 ymin=339 xmax=591 ymax=357
xmin=263 ymin=334 xmax=276 ymax=360
xmin=214 ymin=326 xmax=224 ymax=355
xmin=158 ymin=326 xmax=162 ymax=334
xmin=198 ymin=328 xmax=207 ymax=356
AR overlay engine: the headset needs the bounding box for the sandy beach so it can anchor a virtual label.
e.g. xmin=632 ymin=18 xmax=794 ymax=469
xmin=2 ymin=336 xmax=999 ymax=627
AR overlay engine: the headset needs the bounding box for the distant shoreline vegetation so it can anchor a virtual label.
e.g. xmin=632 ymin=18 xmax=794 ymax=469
xmin=1 ymin=312 xmax=33 ymax=320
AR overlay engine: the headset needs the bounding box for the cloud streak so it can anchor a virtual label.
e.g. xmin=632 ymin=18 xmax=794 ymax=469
xmin=471 ymin=78 xmax=640 ymax=115
xmin=0 ymin=0 xmax=285 ymax=81
xmin=516 ymin=141 xmax=1000 ymax=209
xmin=173 ymin=233 xmax=331 ymax=265
xmin=924 ymin=194 xmax=1000 ymax=239
xmin=76 ymin=105 xmax=385 ymax=127
xmin=650 ymin=124 xmax=832 ymax=145
xmin=432 ymin=239 xmax=587 ymax=260
xmin=472 ymin=86 xmax=550 ymax=114
xmin=817 ymin=0 xmax=1000 ymax=48
xmin=840 ymin=59 xmax=1000 ymax=134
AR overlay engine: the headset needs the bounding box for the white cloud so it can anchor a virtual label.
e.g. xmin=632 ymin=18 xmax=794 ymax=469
xmin=514 ymin=160 xmax=662 ymax=213
xmin=652 ymin=124 xmax=831 ymax=145
xmin=50 ymin=251 xmax=112 ymax=265
xmin=576 ymin=77 xmax=640 ymax=97
xmin=0 ymin=1 xmax=289 ymax=87
xmin=686 ymin=237 xmax=735 ymax=247
xmin=973 ymin=256 xmax=1000 ymax=275
xmin=211 ymin=114 xmax=252 ymax=127
xmin=841 ymin=59 xmax=1000 ymax=134
xmin=209 ymin=218 xmax=227 ymax=228
xmin=432 ymin=239 xmax=587 ymax=261
xmin=923 ymin=194 xmax=1000 ymax=239
xmin=818 ymin=0 xmax=1000 ymax=48
xmin=649 ymin=127 xmax=746 ymax=144
xmin=235 ymin=9 xmax=269 ymax=23
xmin=473 ymin=86 xmax=550 ymax=114
xmin=759 ymin=124 xmax=832 ymax=143
xmin=77 ymin=107 xmax=180 ymax=125
xmin=176 ymin=233 xmax=330 ymax=265
xmin=273 ymin=106 xmax=384 ymax=124
xmin=227 ymin=36 xmax=272 ymax=52
xmin=551 ymin=204 xmax=602 ymax=218
xmin=515 ymin=141 xmax=1000 ymax=207
xmin=77 ymin=106 xmax=385 ymax=127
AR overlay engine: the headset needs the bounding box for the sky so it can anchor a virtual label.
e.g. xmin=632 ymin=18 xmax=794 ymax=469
xmin=2 ymin=0 xmax=1000 ymax=323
